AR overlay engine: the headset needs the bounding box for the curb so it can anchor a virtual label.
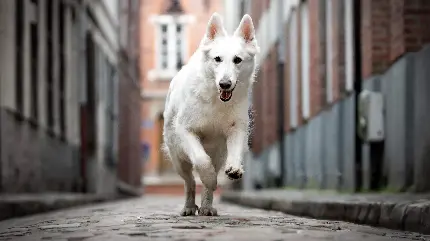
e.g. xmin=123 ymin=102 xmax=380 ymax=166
xmin=220 ymin=191 xmax=430 ymax=234
xmin=0 ymin=193 xmax=123 ymax=221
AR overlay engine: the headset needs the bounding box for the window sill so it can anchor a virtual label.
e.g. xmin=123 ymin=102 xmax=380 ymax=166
xmin=147 ymin=69 xmax=177 ymax=81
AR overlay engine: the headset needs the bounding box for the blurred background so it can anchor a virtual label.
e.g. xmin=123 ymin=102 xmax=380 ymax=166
xmin=1 ymin=0 xmax=430 ymax=218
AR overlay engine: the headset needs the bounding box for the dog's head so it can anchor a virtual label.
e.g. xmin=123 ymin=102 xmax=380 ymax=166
xmin=200 ymin=13 xmax=260 ymax=102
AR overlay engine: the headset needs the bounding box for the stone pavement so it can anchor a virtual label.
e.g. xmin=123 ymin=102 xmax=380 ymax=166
xmin=0 ymin=195 xmax=428 ymax=241
xmin=0 ymin=193 xmax=118 ymax=221
xmin=221 ymin=190 xmax=430 ymax=235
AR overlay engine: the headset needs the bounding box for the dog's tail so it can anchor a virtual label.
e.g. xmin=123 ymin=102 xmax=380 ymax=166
xmin=247 ymin=105 xmax=255 ymax=149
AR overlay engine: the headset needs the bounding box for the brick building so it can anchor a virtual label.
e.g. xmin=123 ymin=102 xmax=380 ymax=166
xmin=223 ymin=0 xmax=430 ymax=192
xmin=140 ymin=0 xmax=223 ymax=183
xmin=0 ymin=0 xmax=142 ymax=195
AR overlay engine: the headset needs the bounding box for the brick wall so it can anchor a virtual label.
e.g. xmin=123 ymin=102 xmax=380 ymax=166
xmin=361 ymin=0 xmax=391 ymax=78
xmin=250 ymin=0 xmax=430 ymax=157
xmin=331 ymin=0 xmax=343 ymax=100
xmin=361 ymin=0 xmax=430 ymax=79
xmin=309 ymin=0 xmax=324 ymax=116
xmin=390 ymin=0 xmax=430 ymax=62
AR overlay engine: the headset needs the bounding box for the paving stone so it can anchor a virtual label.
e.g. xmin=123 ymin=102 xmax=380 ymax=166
xmin=222 ymin=190 xmax=430 ymax=235
xmin=0 ymin=195 xmax=426 ymax=240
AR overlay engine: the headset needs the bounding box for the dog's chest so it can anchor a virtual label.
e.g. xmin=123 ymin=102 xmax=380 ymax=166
xmin=190 ymin=103 xmax=237 ymax=136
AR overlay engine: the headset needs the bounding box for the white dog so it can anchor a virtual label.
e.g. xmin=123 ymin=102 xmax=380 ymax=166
xmin=162 ymin=12 xmax=259 ymax=216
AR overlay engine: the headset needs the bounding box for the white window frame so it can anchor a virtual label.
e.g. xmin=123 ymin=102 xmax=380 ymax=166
xmin=326 ymin=0 xmax=334 ymax=102
xmin=345 ymin=0 xmax=354 ymax=91
xmin=148 ymin=14 xmax=194 ymax=81
xmin=300 ymin=1 xmax=310 ymax=119
xmin=289 ymin=10 xmax=298 ymax=128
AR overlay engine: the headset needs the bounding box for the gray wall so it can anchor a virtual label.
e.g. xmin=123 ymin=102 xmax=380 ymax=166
xmin=244 ymin=94 xmax=356 ymax=192
xmin=280 ymin=94 xmax=356 ymax=191
xmin=243 ymin=44 xmax=430 ymax=193
xmin=410 ymin=46 xmax=430 ymax=192
xmin=0 ymin=109 xmax=80 ymax=192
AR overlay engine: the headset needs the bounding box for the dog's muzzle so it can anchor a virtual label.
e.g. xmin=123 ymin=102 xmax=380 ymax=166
xmin=219 ymin=80 xmax=234 ymax=102
xmin=220 ymin=90 xmax=233 ymax=102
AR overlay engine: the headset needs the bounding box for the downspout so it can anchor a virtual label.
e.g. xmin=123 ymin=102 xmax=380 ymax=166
xmin=78 ymin=0 xmax=88 ymax=193
xmin=276 ymin=0 xmax=286 ymax=188
xmin=353 ymin=0 xmax=363 ymax=192
xmin=277 ymin=54 xmax=285 ymax=187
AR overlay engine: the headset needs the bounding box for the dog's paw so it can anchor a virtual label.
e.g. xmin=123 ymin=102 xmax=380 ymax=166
xmin=180 ymin=205 xmax=198 ymax=216
xmin=198 ymin=206 xmax=218 ymax=216
xmin=225 ymin=166 xmax=243 ymax=180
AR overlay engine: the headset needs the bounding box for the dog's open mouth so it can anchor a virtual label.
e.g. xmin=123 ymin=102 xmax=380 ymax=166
xmin=220 ymin=90 xmax=233 ymax=102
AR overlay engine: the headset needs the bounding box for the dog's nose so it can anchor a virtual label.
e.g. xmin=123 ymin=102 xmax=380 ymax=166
xmin=219 ymin=80 xmax=232 ymax=90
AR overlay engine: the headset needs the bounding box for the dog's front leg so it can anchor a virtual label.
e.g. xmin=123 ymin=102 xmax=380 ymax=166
xmin=176 ymin=127 xmax=218 ymax=216
xmin=225 ymin=126 xmax=247 ymax=180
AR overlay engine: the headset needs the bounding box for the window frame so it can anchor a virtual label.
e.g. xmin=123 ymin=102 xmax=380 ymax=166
xmin=149 ymin=14 xmax=193 ymax=81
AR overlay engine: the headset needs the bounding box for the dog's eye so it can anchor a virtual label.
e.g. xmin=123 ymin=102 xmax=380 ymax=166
xmin=233 ymin=56 xmax=242 ymax=64
xmin=214 ymin=56 xmax=222 ymax=62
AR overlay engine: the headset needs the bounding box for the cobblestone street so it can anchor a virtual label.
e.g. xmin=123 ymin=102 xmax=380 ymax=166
xmin=0 ymin=195 xmax=428 ymax=241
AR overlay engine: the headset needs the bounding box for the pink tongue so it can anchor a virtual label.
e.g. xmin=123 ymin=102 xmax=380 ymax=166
xmin=221 ymin=91 xmax=231 ymax=99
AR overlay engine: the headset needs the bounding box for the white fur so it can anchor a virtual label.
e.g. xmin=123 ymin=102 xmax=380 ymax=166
xmin=162 ymin=13 xmax=260 ymax=216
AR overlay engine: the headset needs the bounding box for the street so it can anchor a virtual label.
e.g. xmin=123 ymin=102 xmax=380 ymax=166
xmin=0 ymin=195 xmax=427 ymax=241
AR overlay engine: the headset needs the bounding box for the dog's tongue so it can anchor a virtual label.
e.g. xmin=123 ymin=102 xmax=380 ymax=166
xmin=221 ymin=91 xmax=232 ymax=100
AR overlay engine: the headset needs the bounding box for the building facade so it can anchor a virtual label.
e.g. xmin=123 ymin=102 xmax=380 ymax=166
xmin=140 ymin=0 xmax=223 ymax=179
xmin=0 ymin=0 xmax=142 ymax=195
xmin=223 ymin=0 xmax=430 ymax=192
xmin=117 ymin=0 xmax=143 ymax=195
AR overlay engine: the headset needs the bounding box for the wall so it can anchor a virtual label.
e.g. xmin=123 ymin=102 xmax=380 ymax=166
xmin=117 ymin=0 xmax=143 ymax=194
xmin=0 ymin=0 xmax=137 ymax=194
xmin=0 ymin=0 xmax=81 ymax=192
xmin=0 ymin=110 xmax=80 ymax=192
xmin=234 ymin=0 xmax=430 ymax=193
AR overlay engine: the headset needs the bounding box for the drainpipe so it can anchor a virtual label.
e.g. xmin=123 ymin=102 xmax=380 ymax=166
xmin=353 ymin=0 xmax=363 ymax=192
xmin=78 ymin=0 xmax=88 ymax=193
xmin=276 ymin=57 xmax=285 ymax=188
xmin=275 ymin=0 xmax=286 ymax=188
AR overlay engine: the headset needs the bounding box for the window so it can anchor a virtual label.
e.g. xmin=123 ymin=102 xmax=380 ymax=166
xmin=46 ymin=0 xmax=54 ymax=130
xmin=157 ymin=21 xmax=185 ymax=72
xmin=30 ymin=22 xmax=39 ymax=121
xmin=289 ymin=11 xmax=298 ymax=128
xmin=160 ymin=24 xmax=168 ymax=70
xmin=85 ymin=31 xmax=97 ymax=156
xmin=15 ymin=0 xmax=24 ymax=115
xmin=59 ymin=1 xmax=66 ymax=139
xmin=300 ymin=2 xmax=310 ymax=119
xmin=153 ymin=15 xmax=188 ymax=79
xmin=29 ymin=0 xmax=39 ymax=122
xmin=344 ymin=0 xmax=354 ymax=91
xmin=105 ymin=61 xmax=117 ymax=167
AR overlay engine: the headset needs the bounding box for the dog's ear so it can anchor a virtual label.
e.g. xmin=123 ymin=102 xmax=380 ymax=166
xmin=205 ymin=12 xmax=226 ymax=40
xmin=234 ymin=14 xmax=255 ymax=43
xmin=234 ymin=14 xmax=259 ymax=54
xmin=200 ymin=13 xmax=226 ymax=51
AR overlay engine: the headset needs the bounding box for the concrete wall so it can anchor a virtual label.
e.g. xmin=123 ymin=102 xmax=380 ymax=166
xmin=0 ymin=110 xmax=79 ymax=192
xmin=0 ymin=0 xmax=128 ymax=194
xmin=411 ymin=45 xmax=430 ymax=192
xmin=245 ymin=94 xmax=356 ymax=192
